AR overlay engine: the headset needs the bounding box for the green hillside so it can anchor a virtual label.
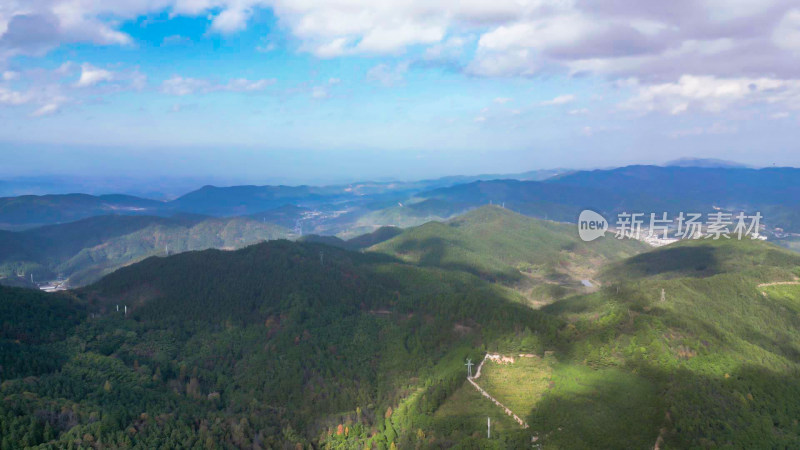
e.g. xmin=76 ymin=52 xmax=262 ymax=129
xmin=0 ymin=215 xmax=292 ymax=287
xmin=371 ymin=205 xmax=646 ymax=304
xmin=0 ymin=240 xmax=554 ymax=448
xmin=4 ymin=232 xmax=800 ymax=448
xmin=534 ymin=239 xmax=800 ymax=448
xmin=299 ymin=225 xmax=402 ymax=251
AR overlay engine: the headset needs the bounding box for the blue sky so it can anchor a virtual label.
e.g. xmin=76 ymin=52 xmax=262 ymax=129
xmin=1 ymin=1 xmax=799 ymax=184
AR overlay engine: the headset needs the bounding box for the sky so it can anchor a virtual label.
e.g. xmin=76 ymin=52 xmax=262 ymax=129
xmin=1 ymin=0 xmax=800 ymax=185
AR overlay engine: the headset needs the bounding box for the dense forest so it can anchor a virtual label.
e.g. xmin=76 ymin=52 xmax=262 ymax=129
xmin=2 ymin=214 xmax=800 ymax=448
xmin=0 ymin=239 xmax=556 ymax=448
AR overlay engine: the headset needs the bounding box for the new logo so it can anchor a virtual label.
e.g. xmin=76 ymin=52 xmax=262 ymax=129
xmin=578 ymin=210 xmax=608 ymax=241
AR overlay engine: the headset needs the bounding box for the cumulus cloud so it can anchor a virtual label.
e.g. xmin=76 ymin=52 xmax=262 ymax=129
xmin=2 ymin=0 xmax=800 ymax=118
xmin=2 ymin=0 xmax=798 ymax=80
xmin=0 ymin=7 xmax=131 ymax=59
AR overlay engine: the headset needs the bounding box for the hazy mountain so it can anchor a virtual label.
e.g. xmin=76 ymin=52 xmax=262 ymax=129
xmin=0 ymin=175 xmax=223 ymax=200
xmin=0 ymin=214 xmax=291 ymax=287
xmin=664 ymin=157 xmax=750 ymax=169
xmin=168 ymin=185 xmax=337 ymax=216
xmin=0 ymin=193 xmax=166 ymax=230
xmin=420 ymin=165 xmax=800 ymax=231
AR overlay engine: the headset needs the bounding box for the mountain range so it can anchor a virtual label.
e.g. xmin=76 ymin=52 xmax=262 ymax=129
xmin=2 ymin=205 xmax=800 ymax=447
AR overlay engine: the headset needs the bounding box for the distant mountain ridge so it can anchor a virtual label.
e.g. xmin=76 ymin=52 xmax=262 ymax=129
xmin=0 ymin=169 xmax=567 ymax=228
xmin=421 ymin=165 xmax=800 ymax=231
xmin=4 ymin=164 xmax=800 ymax=234
xmin=0 ymin=214 xmax=291 ymax=287
xmin=0 ymin=193 xmax=166 ymax=230
xmin=663 ymin=157 xmax=750 ymax=168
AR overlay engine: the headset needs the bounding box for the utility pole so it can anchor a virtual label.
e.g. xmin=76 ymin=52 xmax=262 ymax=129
xmin=116 ymin=304 xmax=119 ymax=312
xmin=124 ymin=305 xmax=127 ymax=316
xmin=488 ymin=417 xmax=491 ymax=439
xmin=465 ymin=358 xmax=474 ymax=378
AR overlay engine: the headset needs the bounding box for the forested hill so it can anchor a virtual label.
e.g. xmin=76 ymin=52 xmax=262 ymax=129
xmin=0 ymin=214 xmax=292 ymax=287
xmin=5 ymin=235 xmax=800 ymax=448
xmin=0 ymin=239 xmax=554 ymax=448
xmin=371 ymin=205 xmax=645 ymax=303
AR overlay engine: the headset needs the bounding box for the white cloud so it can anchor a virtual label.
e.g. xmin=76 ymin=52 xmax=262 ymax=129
xmin=75 ymin=63 xmax=114 ymax=87
xmin=2 ymin=70 xmax=19 ymax=81
xmin=669 ymin=122 xmax=738 ymax=138
xmin=225 ymin=78 xmax=276 ymax=91
xmin=568 ymin=108 xmax=589 ymax=115
xmin=161 ymin=75 xmax=275 ymax=95
xmin=541 ymin=94 xmax=575 ymax=106
xmin=366 ymin=62 xmax=409 ymax=87
xmin=0 ymin=86 xmax=30 ymax=105
xmin=466 ymin=48 xmax=536 ymax=77
xmin=493 ymin=97 xmax=512 ymax=104
xmin=0 ymin=0 xmax=799 ymax=125
xmin=356 ymin=23 xmax=444 ymax=54
xmin=31 ymin=102 xmax=60 ymax=117
xmin=209 ymin=5 xmax=252 ymax=34
xmin=311 ymin=85 xmax=329 ymax=99
xmin=773 ymin=9 xmax=800 ymax=52
xmin=423 ymin=35 xmax=467 ymax=60
xmin=162 ymin=76 xmax=209 ymax=96
xmin=307 ymin=38 xmax=350 ymax=58
xmin=621 ymin=75 xmax=800 ymax=114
